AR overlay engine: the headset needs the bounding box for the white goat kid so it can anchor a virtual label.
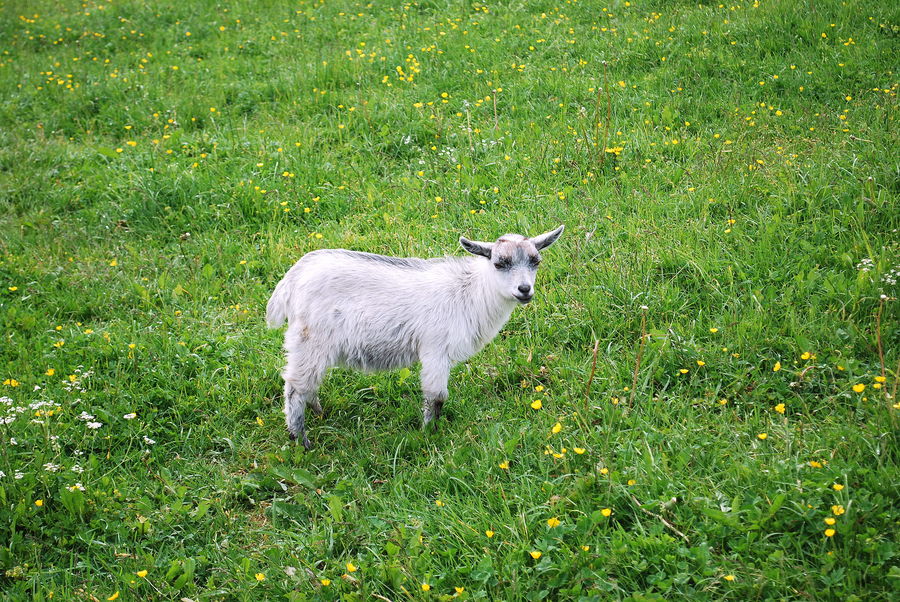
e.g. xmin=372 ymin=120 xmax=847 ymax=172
xmin=266 ymin=225 xmax=564 ymax=448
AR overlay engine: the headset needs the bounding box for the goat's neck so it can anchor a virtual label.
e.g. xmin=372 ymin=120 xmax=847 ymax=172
xmin=459 ymin=261 xmax=518 ymax=345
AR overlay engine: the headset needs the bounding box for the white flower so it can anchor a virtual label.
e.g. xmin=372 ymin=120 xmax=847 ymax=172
xmin=0 ymin=471 xmax=5 ymax=478
xmin=77 ymin=411 xmax=94 ymax=421
xmin=9 ymin=438 xmax=16 ymax=445
xmin=71 ymin=464 xmax=84 ymax=474
xmin=123 ymin=413 xmax=137 ymax=420
xmin=87 ymin=421 xmax=102 ymax=430
xmin=143 ymin=436 xmax=156 ymax=445
xmin=68 ymin=483 xmax=85 ymax=491
xmin=43 ymin=463 xmax=61 ymax=472
xmin=14 ymin=471 xmax=24 ymax=479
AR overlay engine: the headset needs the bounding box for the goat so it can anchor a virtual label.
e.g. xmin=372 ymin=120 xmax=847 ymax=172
xmin=266 ymin=225 xmax=564 ymax=448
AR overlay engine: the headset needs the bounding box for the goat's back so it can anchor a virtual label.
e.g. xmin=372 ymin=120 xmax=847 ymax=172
xmin=267 ymin=249 xmax=471 ymax=329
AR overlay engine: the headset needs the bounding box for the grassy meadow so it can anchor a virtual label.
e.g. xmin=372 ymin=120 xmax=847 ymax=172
xmin=1 ymin=0 xmax=899 ymax=599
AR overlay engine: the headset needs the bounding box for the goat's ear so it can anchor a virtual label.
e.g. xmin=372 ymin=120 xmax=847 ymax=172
xmin=531 ymin=225 xmax=565 ymax=250
xmin=459 ymin=236 xmax=493 ymax=258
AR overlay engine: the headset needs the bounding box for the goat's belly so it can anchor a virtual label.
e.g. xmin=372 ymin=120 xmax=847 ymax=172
xmin=338 ymin=343 xmax=418 ymax=373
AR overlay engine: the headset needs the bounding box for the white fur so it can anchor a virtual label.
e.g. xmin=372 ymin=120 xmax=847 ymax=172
xmin=266 ymin=226 xmax=563 ymax=448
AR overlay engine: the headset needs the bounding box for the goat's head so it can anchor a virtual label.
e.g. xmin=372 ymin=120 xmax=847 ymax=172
xmin=459 ymin=225 xmax=564 ymax=303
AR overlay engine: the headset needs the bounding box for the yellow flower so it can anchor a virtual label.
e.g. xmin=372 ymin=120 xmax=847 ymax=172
xmin=107 ymin=592 xmax=120 ymax=601
xmin=421 ymin=583 xmax=431 ymax=591
xmin=321 ymin=578 xmax=331 ymax=586
xmin=627 ymin=479 xmax=636 ymax=486
xmin=679 ymin=369 xmax=689 ymax=374
xmin=534 ymin=385 xmax=544 ymax=392
xmin=485 ymin=530 xmax=494 ymax=538
xmin=696 ymin=360 xmax=706 ymax=367
xmin=709 ymin=327 xmax=719 ymax=333
xmin=809 ymin=460 xmax=823 ymax=468
xmin=136 ymin=570 xmax=148 ymax=578
xmin=581 ymin=545 xmax=590 ymax=551
xmin=824 ymin=529 xmax=835 ymax=537
xmin=35 ymin=499 xmax=43 ymax=507
xmin=435 ymin=500 xmax=444 ymax=507
xmin=455 ymin=586 xmax=465 ymax=594
xmin=45 ymin=368 xmax=55 ymax=376
xmin=852 ymin=384 xmax=865 ymax=393
xmin=255 ymin=573 xmax=265 ymax=581
xmin=256 ymin=417 xmax=264 ymax=426
xmin=757 ymin=433 xmax=768 ymax=440
xmin=874 ymin=376 xmax=886 ymax=383
xmin=529 ymin=551 xmax=542 ymax=560
xmin=723 ymin=575 xmax=736 ymax=582
xmin=530 ymin=399 xmax=543 ymax=410
xmin=601 ymin=508 xmax=612 ymax=517
xmin=551 ymin=422 xmax=562 ymax=434
xmin=800 ymin=351 xmax=811 ymax=360
xmin=832 ymin=484 xmax=844 ymax=491
xmin=824 ymin=517 xmax=836 ymax=525
xmin=547 ymin=517 xmax=561 ymax=527
xmin=574 ymin=447 xmax=586 ymax=455
xmin=498 ymin=461 xmax=509 ymax=470
xmin=831 ymin=505 xmax=845 ymax=516
xmin=346 ymin=562 xmax=357 ymax=573
xmin=773 ymin=361 xmax=781 ymax=372
xmin=774 ymin=403 xmax=785 ymax=414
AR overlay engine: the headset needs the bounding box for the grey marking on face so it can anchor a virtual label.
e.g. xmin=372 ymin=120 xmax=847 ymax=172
xmin=491 ymin=235 xmax=541 ymax=271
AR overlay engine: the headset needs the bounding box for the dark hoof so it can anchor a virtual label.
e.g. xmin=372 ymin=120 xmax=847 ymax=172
xmin=289 ymin=429 xmax=311 ymax=449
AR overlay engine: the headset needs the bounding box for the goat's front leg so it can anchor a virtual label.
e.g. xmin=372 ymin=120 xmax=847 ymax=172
xmin=420 ymin=354 xmax=450 ymax=428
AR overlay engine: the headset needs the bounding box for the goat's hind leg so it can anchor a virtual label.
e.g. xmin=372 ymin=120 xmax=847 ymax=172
xmin=420 ymin=354 xmax=450 ymax=429
xmin=282 ymin=335 xmax=326 ymax=449
xmin=283 ymin=381 xmax=312 ymax=448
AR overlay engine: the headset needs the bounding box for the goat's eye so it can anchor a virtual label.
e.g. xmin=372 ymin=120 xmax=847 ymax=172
xmin=530 ymin=258 xmax=541 ymax=268
xmin=494 ymin=261 xmax=510 ymax=270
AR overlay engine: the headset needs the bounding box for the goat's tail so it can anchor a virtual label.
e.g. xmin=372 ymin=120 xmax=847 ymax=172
xmin=265 ymin=278 xmax=290 ymax=328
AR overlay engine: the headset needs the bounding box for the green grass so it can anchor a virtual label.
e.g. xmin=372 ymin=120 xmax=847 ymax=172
xmin=1 ymin=0 xmax=899 ymax=599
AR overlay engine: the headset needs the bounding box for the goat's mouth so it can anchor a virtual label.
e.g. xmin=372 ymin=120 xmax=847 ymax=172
xmin=514 ymin=293 xmax=533 ymax=303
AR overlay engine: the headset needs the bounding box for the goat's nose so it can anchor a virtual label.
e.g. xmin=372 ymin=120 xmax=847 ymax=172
xmin=518 ymin=284 xmax=532 ymax=294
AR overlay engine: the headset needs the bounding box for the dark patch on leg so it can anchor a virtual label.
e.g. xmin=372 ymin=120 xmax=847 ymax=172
xmin=285 ymin=385 xmax=310 ymax=447
xmin=433 ymin=398 xmax=445 ymax=421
